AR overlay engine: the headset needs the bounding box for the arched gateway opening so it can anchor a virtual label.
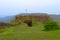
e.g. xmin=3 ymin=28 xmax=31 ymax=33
xmin=24 ymin=20 xmax=32 ymax=27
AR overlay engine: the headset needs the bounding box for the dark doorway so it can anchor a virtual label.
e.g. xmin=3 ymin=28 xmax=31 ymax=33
xmin=24 ymin=20 xmax=32 ymax=27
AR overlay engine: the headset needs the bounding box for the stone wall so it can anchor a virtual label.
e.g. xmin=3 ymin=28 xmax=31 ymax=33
xmin=15 ymin=14 xmax=50 ymax=24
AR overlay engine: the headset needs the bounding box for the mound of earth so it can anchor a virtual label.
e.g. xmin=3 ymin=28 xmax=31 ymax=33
xmin=0 ymin=22 xmax=12 ymax=28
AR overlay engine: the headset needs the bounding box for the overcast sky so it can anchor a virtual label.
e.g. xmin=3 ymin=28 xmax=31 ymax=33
xmin=0 ymin=0 xmax=60 ymax=17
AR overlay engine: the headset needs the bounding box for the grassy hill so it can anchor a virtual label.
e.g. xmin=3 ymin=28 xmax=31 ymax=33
xmin=0 ymin=13 xmax=60 ymax=40
xmin=0 ymin=22 xmax=60 ymax=40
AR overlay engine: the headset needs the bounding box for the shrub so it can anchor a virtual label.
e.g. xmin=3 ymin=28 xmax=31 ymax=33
xmin=44 ymin=21 xmax=59 ymax=31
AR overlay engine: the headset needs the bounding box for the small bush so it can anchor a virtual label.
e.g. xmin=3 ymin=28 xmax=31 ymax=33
xmin=44 ymin=21 xmax=59 ymax=31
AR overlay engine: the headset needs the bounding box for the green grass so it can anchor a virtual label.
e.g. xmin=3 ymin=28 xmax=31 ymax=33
xmin=0 ymin=22 xmax=60 ymax=40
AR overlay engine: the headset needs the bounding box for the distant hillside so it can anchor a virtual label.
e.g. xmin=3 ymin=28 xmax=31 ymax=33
xmin=0 ymin=15 xmax=15 ymax=23
xmin=49 ymin=15 xmax=60 ymax=23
